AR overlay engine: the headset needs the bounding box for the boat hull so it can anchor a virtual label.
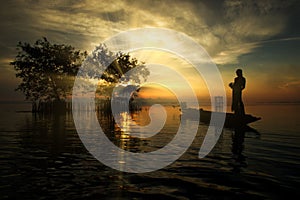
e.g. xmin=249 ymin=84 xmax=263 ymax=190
xmin=182 ymin=108 xmax=261 ymax=128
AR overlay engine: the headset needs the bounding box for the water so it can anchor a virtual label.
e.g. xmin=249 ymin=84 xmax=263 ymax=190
xmin=0 ymin=102 xmax=300 ymax=199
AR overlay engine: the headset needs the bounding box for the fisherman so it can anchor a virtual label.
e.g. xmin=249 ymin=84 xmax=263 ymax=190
xmin=229 ymin=69 xmax=246 ymax=116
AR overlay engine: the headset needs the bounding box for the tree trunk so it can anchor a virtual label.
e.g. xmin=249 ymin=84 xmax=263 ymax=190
xmin=32 ymin=101 xmax=37 ymax=112
xmin=49 ymin=75 xmax=61 ymax=102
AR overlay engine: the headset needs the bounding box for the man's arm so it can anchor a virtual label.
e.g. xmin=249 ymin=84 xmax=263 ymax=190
xmin=241 ymin=77 xmax=246 ymax=90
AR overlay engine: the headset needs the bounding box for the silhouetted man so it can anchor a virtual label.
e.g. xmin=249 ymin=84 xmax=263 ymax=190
xmin=229 ymin=69 xmax=246 ymax=116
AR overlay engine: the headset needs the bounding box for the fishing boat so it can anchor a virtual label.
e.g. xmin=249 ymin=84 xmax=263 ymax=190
xmin=182 ymin=108 xmax=261 ymax=128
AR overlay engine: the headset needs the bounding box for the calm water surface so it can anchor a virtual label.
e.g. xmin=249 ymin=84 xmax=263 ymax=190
xmin=0 ymin=103 xmax=299 ymax=199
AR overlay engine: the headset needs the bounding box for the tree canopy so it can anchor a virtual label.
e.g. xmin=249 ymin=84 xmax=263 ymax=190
xmin=10 ymin=37 xmax=87 ymax=102
xmin=88 ymin=44 xmax=150 ymax=98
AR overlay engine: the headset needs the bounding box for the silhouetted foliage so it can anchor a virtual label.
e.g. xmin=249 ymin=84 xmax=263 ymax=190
xmin=10 ymin=37 xmax=87 ymax=103
xmin=86 ymin=44 xmax=150 ymax=98
xmin=10 ymin=38 xmax=149 ymax=112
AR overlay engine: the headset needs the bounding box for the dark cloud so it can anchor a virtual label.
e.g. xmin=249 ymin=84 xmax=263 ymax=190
xmin=98 ymin=9 xmax=127 ymax=22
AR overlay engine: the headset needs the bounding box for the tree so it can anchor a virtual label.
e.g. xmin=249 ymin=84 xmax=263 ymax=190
xmin=83 ymin=44 xmax=150 ymax=99
xmin=10 ymin=37 xmax=87 ymax=111
xmin=11 ymin=39 xmax=149 ymax=112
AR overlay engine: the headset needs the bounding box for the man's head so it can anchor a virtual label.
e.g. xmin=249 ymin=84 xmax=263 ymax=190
xmin=236 ymin=69 xmax=243 ymax=77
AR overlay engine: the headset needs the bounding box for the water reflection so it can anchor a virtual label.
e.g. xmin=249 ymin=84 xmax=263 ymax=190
xmin=100 ymin=106 xmax=181 ymax=154
xmin=1 ymin=104 xmax=298 ymax=199
xmin=231 ymin=127 xmax=247 ymax=172
xmin=4 ymin=112 xmax=128 ymax=199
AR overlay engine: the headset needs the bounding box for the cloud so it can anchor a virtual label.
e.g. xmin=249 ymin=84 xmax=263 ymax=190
xmin=271 ymin=65 xmax=300 ymax=89
xmin=279 ymin=80 xmax=300 ymax=89
xmin=206 ymin=0 xmax=291 ymax=64
xmin=1 ymin=0 xmax=295 ymax=63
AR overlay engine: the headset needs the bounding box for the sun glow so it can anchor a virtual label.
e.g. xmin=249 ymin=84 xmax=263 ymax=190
xmin=130 ymin=50 xmax=210 ymax=100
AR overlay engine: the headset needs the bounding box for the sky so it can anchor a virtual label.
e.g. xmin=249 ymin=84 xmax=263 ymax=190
xmin=0 ymin=0 xmax=299 ymax=103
